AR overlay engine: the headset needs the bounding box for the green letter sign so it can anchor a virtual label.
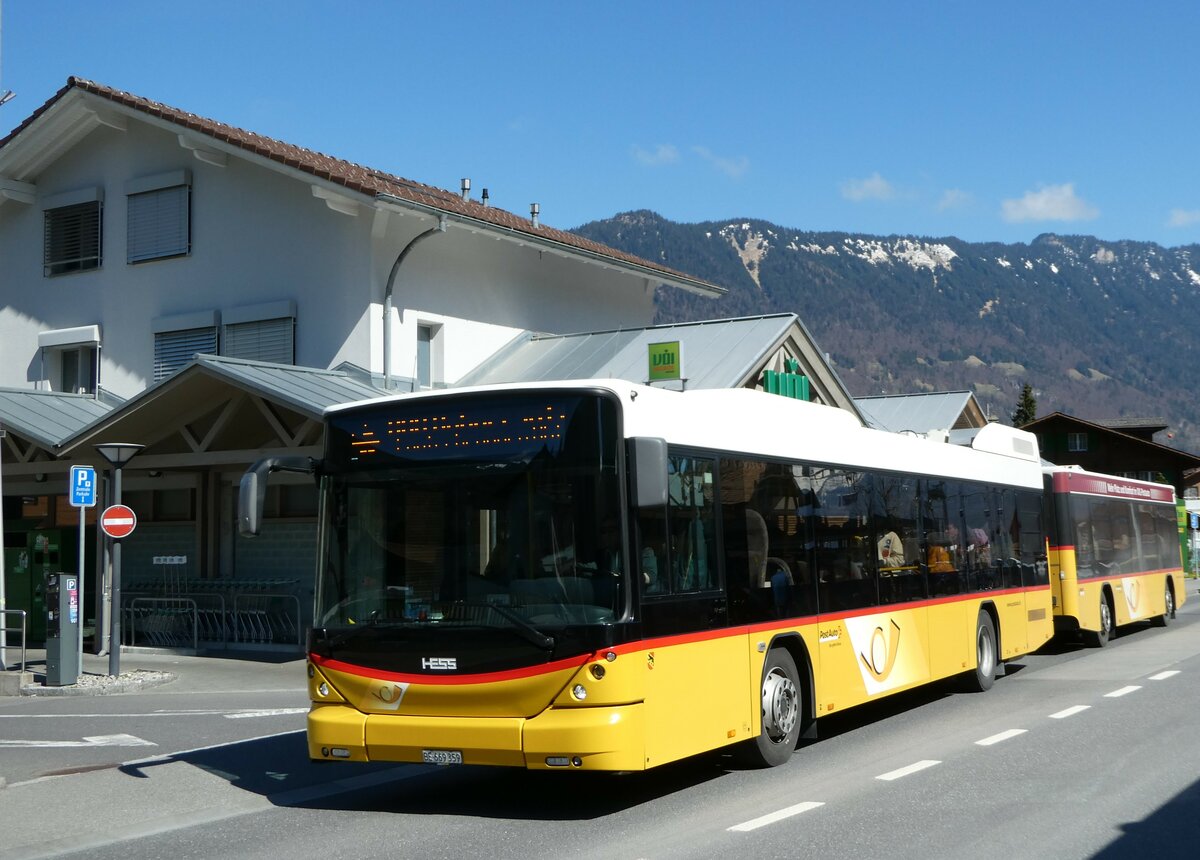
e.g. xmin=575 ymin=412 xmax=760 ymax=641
xmin=648 ymin=341 xmax=682 ymax=382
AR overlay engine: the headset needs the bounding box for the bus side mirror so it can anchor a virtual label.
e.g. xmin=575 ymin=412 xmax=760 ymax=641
xmin=631 ymin=437 xmax=668 ymax=509
xmin=238 ymin=456 xmax=317 ymax=537
xmin=238 ymin=468 xmax=266 ymax=537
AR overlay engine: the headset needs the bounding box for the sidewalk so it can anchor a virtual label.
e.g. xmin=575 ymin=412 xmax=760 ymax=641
xmin=0 ymin=646 xmax=306 ymax=697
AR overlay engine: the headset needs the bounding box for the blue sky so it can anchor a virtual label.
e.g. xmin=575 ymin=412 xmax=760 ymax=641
xmin=2 ymin=1 xmax=1198 ymax=246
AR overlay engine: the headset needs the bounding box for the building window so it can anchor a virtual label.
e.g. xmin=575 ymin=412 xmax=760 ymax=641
xmin=127 ymin=170 xmax=191 ymax=263
xmin=44 ymin=200 xmax=102 ymax=276
xmin=1067 ymin=432 xmax=1088 ymax=452
xmin=417 ymin=325 xmax=433 ymax=388
xmin=416 ymin=322 xmax=443 ymax=389
xmin=38 ymin=325 xmax=101 ymax=394
xmin=223 ymin=317 xmax=294 ymax=365
xmin=59 ymin=345 xmax=98 ymax=394
xmin=154 ymin=326 xmax=218 ymax=381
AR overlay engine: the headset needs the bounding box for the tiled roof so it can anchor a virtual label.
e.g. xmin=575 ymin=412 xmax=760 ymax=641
xmin=1 ymin=77 xmax=721 ymax=294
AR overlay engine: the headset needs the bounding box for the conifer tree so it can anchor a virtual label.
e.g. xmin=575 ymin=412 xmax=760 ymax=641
xmin=1011 ymin=383 xmax=1037 ymax=427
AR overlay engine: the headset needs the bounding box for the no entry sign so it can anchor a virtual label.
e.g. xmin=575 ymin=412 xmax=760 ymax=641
xmin=100 ymin=504 xmax=137 ymax=539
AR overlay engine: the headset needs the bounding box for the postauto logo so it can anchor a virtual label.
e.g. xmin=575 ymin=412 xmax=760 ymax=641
xmin=844 ymin=614 xmax=929 ymax=695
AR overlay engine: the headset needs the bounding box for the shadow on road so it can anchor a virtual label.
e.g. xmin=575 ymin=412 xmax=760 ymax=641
xmin=1092 ymin=774 xmax=1200 ymax=858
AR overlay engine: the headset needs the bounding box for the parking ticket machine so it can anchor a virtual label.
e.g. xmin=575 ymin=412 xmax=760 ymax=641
xmin=45 ymin=572 xmax=80 ymax=686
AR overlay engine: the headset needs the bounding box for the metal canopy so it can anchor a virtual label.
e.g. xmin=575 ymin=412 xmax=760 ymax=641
xmin=456 ymin=315 xmax=808 ymax=390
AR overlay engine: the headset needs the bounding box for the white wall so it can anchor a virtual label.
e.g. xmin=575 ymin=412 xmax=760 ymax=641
xmin=0 ymin=98 xmax=672 ymax=404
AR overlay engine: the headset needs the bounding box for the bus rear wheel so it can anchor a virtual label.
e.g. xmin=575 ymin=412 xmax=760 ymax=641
xmin=1152 ymin=582 xmax=1175 ymax=628
xmin=743 ymin=649 xmax=801 ymax=768
xmin=964 ymin=611 xmax=997 ymax=692
xmin=1086 ymin=593 xmax=1114 ymax=647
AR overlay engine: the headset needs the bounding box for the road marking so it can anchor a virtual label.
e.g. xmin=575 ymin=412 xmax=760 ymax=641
xmin=728 ymin=801 xmax=825 ymax=832
xmin=975 ymin=729 xmax=1027 ymax=746
xmin=876 ymin=760 xmax=940 ymax=781
xmin=1049 ymin=705 xmax=1091 ymax=719
xmin=1148 ymin=670 xmax=1180 ymax=681
xmin=1105 ymin=685 xmax=1142 ymax=698
xmin=0 ymin=708 xmax=308 ymax=719
xmin=224 ymin=708 xmax=309 ymax=719
xmin=0 ymin=733 xmax=156 ymax=749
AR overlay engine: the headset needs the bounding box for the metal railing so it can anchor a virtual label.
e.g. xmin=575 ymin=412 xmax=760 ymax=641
xmin=1 ymin=609 xmax=29 ymax=673
xmin=127 ymin=598 xmax=199 ymax=650
xmin=120 ymin=579 xmax=304 ymax=650
xmin=233 ymin=593 xmax=303 ymax=647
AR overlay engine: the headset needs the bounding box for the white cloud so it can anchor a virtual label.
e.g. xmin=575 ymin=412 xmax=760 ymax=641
xmin=631 ymin=143 xmax=679 ymax=167
xmin=1000 ymin=183 xmax=1099 ymax=223
xmin=691 ymin=146 xmax=749 ymax=179
xmin=841 ymin=172 xmax=896 ymax=202
xmin=1167 ymin=208 xmax=1200 ymax=227
xmin=937 ymin=188 xmax=971 ymax=211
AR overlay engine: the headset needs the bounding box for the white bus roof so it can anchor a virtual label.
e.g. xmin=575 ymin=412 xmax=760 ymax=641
xmin=328 ymin=379 xmax=1044 ymax=489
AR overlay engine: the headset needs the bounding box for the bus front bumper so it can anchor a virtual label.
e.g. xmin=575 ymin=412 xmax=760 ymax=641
xmin=307 ymin=702 xmax=646 ymax=771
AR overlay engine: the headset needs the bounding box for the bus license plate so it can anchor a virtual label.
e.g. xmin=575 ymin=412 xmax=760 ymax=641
xmin=422 ymin=749 xmax=463 ymax=765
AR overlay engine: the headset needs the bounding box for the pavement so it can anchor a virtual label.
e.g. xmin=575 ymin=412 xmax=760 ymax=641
xmin=0 ymin=645 xmax=305 ymax=697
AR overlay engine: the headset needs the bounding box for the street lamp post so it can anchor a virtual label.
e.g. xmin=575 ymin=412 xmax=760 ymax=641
xmin=95 ymin=443 xmax=143 ymax=677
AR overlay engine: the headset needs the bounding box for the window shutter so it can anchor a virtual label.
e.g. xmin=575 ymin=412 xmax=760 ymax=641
xmin=44 ymin=201 xmax=102 ymax=275
xmin=223 ymin=317 xmax=295 ymax=365
xmin=127 ymin=185 xmax=190 ymax=263
xmin=154 ymin=327 xmax=217 ymax=381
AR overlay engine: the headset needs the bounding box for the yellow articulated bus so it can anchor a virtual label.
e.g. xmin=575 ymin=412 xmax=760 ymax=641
xmin=1043 ymin=466 xmax=1184 ymax=646
xmin=239 ymin=381 xmax=1053 ymax=771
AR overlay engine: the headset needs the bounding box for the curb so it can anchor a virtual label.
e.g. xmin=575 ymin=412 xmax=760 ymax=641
xmin=16 ymin=670 xmax=177 ymax=697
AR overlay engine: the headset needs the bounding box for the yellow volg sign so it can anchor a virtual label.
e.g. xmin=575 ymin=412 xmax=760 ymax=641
xmin=648 ymin=341 xmax=682 ymax=381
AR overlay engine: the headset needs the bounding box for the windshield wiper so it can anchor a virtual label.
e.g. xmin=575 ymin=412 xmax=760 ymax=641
xmin=475 ymin=602 xmax=555 ymax=650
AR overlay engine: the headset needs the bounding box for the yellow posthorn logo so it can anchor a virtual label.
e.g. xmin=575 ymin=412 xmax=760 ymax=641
xmin=372 ymin=682 xmax=409 ymax=711
xmin=1122 ymin=577 xmax=1141 ymax=616
xmin=859 ymin=619 xmax=901 ymax=681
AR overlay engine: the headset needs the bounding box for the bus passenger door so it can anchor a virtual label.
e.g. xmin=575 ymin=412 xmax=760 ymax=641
xmin=637 ymin=454 xmax=746 ymax=767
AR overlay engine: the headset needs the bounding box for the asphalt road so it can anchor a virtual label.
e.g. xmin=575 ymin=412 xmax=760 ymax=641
xmin=3 ymin=595 xmax=1200 ymax=860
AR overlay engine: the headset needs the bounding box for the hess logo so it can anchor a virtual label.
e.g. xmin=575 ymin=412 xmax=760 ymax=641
xmin=421 ymin=657 xmax=458 ymax=671
xmin=859 ymin=619 xmax=901 ymax=682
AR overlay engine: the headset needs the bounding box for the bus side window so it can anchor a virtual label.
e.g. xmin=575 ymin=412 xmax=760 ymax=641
xmin=668 ymin=455 xmax=718 ymax=592
xmin=637 ymin=505 xmax=668 ymax=595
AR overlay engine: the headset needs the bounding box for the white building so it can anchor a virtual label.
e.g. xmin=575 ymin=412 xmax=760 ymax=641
xmin=0 ymin=78 xmax=855 ymax=653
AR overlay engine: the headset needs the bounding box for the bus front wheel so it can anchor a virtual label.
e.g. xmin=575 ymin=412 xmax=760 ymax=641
xmin=743 ymin=649 xmax=801 ymax=768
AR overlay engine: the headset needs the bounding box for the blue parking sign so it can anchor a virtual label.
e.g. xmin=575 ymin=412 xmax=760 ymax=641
xmin=69 ymin=464 xmax=97 ymax=508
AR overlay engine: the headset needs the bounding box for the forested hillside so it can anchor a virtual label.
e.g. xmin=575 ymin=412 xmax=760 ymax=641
xmin=573 ymin=211 xmax=1200 ymax=450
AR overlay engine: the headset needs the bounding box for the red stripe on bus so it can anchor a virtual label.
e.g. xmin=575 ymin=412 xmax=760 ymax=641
xmin=310 ymin=651 xmax=589 ymax=685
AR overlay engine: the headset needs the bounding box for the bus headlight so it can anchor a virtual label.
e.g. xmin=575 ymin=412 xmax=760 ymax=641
xmin=572 ymin=684 xmax=588 ymax=700
xmin=317 ymin=681 xmax=330 ymax=698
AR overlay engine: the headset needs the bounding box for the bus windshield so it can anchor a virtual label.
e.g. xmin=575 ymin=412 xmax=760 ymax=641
xmin=315 ymin=392 xmax=624 ymax=638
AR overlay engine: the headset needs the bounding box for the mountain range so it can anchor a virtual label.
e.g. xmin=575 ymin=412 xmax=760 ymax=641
xmin=572 ymin=211 xmax=1200 ymax=452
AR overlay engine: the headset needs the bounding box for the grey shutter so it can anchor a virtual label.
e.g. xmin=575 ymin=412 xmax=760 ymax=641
xmin=222 ymin=317 xmax=295 ymax=365
xmin=154 ymin=327 xmax=217 ymax=381
xmin=127 ymin=185 xmax=190 ymax=263
xmin=44 ymin=201 xmax=102 ymax=275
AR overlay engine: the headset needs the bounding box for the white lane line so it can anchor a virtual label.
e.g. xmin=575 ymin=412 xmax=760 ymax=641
xmin=1105 ymin=685 xmax=1142 ymax=698
xmin=1049 ymin=705 xmax=1091 ymax=719
xmin=876 ymin=760 xmax=941 ymax=781
xmin=0 ymin=708 xmax=308 ymax=719
xmin=1148 ymin=670 xmax=1180 ymax=681
xmin=0 ymin=733 xmax=156 ymax=749
xmin=975 ymin=729 xmax=1027 ymax=746
xmin=728 ymin=801 xmax=825 ymax=832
